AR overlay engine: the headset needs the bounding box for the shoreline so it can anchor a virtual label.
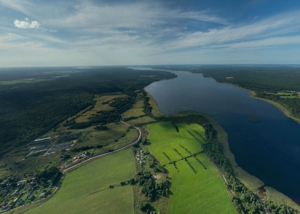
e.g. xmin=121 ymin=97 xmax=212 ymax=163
xmin=167 ymin=110 xmax=300 ymax=211
xmin=145 ymin=85 xmax=300 ymax=211
xmin=249 ymin=90 xmax=300 ymax=124
xmin=224 ymin=82 xmax=300 ymax=124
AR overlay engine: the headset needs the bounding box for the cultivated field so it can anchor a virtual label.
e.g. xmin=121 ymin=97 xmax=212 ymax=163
xmin=147 ymin=122 xmax=236 ymax=214
xmin=25 ymin=148 xmax=135 ymax=214
xmin=148 ymin=122 xmax=205 ymax=165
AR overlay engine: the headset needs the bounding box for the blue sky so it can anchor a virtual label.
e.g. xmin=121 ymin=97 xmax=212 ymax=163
xmin=1 ymin=0 xmax=300 ymax=66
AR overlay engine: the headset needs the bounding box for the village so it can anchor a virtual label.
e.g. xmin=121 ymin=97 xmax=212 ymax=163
xmin=0 ymin=173 xmax=47 ymax=212
xmin=0 ymin=132 xmax=93 ymax=212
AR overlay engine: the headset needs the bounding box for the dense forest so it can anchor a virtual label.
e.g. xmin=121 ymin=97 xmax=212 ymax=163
xmin=0 ymin=67 xmax=176 ymax=158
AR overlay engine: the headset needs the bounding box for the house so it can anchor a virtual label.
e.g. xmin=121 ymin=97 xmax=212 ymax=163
xmin=17 ymin=182 xmax=25 ymax=189
xmin=39 ymin=192 xmax=46 ymax=198
xmin=83 ymin=151 xmax=90 ymax=156
xmin=16 ymin=199 xmax=24 ymax=205
xmin=30 ymin=145 xmax=46 ymax=151
xmin=33 ymin=137 xmax=51 ymax=144
xmin=12 ymin=189 xmax=19 ymax=196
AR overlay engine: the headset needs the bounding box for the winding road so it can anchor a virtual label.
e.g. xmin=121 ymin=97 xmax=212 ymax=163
xmin=62 ymin=120 xmax=141 ymax=173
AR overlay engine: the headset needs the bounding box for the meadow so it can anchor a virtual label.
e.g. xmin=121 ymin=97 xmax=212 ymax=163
xmin=122 ymin=100 xmax=145 ymax=119
xmin=125 ymin=116 xmax=156 ymax=126
xmin=147 ymin=93 xmax=165 ymax=117
xmin=25 ymin=148 xmax=135 ymax=214
xmin=147 ymin=122 xmax=205 ymax=165
xmin=147 ymin=121 xmax=236 ymax=214
xmin=75 ymin=94 xmax=126 ymax=123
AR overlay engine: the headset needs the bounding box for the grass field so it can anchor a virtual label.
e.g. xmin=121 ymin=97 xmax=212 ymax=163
xmin=122 ymin=100 xmax=145 ymax=119
xmin=147 ymin=122 xmax=236 ymax=214
xmin=74 ymin=122 xmax=133 ymax=148
xmin=148 ymin=122 xmax=205 ymax=165
xmin=125 ymin=116 xmax=156 ymax=126
xmin=76 ymin=94 xmax=126 ymax=123
xmin=147 ymin=92 xmax=165 ymax=117
xmin=276 ymin=92 xmax=298 ymax=99
xmin=0 ymin=152 xmax=62 ymax=179
xmin=0 ymin=78 xmax=52 ymax=85
xmin=25 ymin=148 xmax=135 ymax=214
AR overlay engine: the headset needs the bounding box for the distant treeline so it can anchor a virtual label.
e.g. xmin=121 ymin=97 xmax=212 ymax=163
xmin=0 ymin=67 xmax=176 ymax=157
xmin=190 ymin=66 xmax=300 ymax=119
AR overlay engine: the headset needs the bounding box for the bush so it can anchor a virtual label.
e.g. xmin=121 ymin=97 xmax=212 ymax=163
xmin=140 ymin=202 xmax=153 ymax=213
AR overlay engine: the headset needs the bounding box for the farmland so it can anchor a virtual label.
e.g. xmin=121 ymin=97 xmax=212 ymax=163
xmin=25 ymin=148 xmax=135 ymax=214
xmin=147 ymin=122 xmax=236 ymax=214
xmin=122 ymin=100 xmax=145 ymax=119
xmin=75 ymin=94 xmax=126 ymax=123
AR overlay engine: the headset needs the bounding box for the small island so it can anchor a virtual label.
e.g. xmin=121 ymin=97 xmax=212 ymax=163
xmin=248 ymin=116 xmax=261 ymax=122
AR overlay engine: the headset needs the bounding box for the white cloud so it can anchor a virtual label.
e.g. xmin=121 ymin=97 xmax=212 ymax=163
xmin=44 ymin=2 xmax=226 ymax=32
xmin=0 ymin=0 xmax=34 ymax=17
xmin=162 ymin=10 xmax=300 ymax=51
xmin=1 ymin=0 xmax=300 ymax=66
xmin=14 ymin=19 xmax=40 ymax=29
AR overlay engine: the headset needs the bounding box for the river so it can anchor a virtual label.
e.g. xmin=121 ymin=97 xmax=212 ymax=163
xmin=144 ymin=69 xmax=300 ymax=205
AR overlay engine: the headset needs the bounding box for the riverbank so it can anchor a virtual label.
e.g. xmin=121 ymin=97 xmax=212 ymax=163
xmin=249 ymin=90 xmax=300 ymax=124
xmin=147 ymin=88 xmax=300 ymax=211
xmin=207 ymin=113 xmax=300 ymax=211
xmin=224 ymin=81 xmax=300 ymax=124
xmin=145 ymin=91 xmax=165 ymax=117
xmin=197 ymin=70 xmax=300 ymax=125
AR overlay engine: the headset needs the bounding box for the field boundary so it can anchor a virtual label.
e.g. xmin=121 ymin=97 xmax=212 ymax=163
xmin=62 ymin=120 xmax=141 ymax=173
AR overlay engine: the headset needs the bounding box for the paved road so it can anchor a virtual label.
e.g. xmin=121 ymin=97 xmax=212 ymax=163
xmin=62 ymin=121 xmax=141 ymax=173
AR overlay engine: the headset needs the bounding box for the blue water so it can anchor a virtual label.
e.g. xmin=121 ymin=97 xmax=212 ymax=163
xmin=145 ymin=70 xmax=300 ymax=204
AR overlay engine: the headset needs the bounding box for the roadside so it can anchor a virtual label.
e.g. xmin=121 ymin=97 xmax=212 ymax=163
xmin=62 ymin=120 xmax=141 ymax=173
xmin=6 ymin=120 xmax=141 ymax=214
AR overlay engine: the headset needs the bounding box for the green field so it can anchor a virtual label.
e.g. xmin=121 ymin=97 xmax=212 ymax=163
xmin=122 ymin=100 xmax=145 ymax=119
xmin=148 ymin=122 xmax=205 ymax=165
xmin=147 ymin=122 xmax=236 ymax=214
xmin=0 ymin=78 xmax=52 ymax=85
xmin=147 ymin=93 xmax=165 ymax=117
xmin=75 ymin=94 xmax=126 ymax=123
xmin=125 ymin=116 xmax=156 ymax=126
xmin=74 ymin=122 xmax=137 ymax=148
xmin=25 ymin=148 xmax=135 ymax=214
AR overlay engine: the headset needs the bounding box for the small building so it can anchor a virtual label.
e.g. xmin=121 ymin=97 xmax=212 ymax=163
xmin=39 ymin=192 xmax=46 ymax=198
xmin=12 ymin=190 xmax=19 ymax=196
xmin=30 ymin=145 xmax=46 ymax=151
xmin=17 ymin=182 xmax=25 ymax=189
xmin=30 ymin=137 xmax=52 ymax=144
xmin=16 ymin=199 xmax=24 ymax=205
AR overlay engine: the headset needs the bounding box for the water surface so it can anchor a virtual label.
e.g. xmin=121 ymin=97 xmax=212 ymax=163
xmin=145 ymin=70 xmax=300 ymax=204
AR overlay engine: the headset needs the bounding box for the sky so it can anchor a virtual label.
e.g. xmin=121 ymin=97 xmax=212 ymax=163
xmin=1 ymin=0 xmax=300 ymax=67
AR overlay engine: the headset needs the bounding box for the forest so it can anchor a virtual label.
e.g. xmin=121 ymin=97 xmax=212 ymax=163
xmin=0 ymin=67 xmax=176 ymax=158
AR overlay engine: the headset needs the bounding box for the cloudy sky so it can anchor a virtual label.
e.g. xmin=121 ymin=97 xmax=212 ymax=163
xmin=1 ymin=0 xmax=300 ymax=67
